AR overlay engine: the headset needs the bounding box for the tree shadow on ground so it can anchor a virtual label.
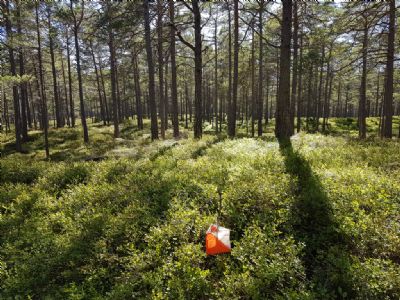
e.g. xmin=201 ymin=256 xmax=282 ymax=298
xmin=278 ymin=138 xmax=354 ymax=298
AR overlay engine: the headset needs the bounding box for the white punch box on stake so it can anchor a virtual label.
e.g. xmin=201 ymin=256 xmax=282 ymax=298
xmin=206 ymin=224 xmax=231 ymax=255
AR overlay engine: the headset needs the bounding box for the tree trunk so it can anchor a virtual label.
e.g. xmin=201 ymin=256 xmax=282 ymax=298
xmin=71 ymin=1 xmax=89 ymax=143
xmin=66 ymin=28 xmax=75 ymax=127
xmin=144 ymin=0 xmax=159 ymax=140
xmin=316 ymin=44 xmax=325 ymax=132
xmin=4 ymin=0 xmax=22 ymax=152
xmin=296 ymin=29 xmax=303 ymax=133
xmin=35 ymin=1 xmax=49 ymax=158
xmin=17 ymin=0 xmax=28 ymax=141
xmin=227 ymin=2 xmax=232 ymax=136
xmin=359 ymin=18 xmax=368 ymax=139
xmin=382 ymin=0 xmax=395 ymax=138
xmin=275 ymin=0 xmax=292 ymax=140
xmin=290 ymin=0 xmax=298 ymax=135
xmin=214 ymin=5 xmax=219 ymax=134
xmin=257 ymin=1 xmax=264 ymax=137
xmin=90 ymin=41 xmax=106 ymax=126
xmin=132 ymin=50 xmax=143 ymax=130
xmin=193 ymin=0 xmax=203 ymax=138
xmin=60 ymin=49 xmax=70 ymax=127
xmin=169 ymin=0 xmax=179 ymax=137
xmin=47 ymin=9 xmax=63 ymax=128
xmin=228 ymin=0 xmax=238 ymax=138
xmin=108 ymin=26 xmax=120 ymax=137
xmin=157 ymin=0 xmax=165 ymax=139
xmin=251 ymin=26 xmax=255 ymax=137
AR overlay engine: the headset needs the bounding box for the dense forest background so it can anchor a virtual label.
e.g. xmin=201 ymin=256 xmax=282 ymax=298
xmin=1 ymin=0 xmax=399 ymax=151
xmin=1 ymin=1 xmax=400 ymax=299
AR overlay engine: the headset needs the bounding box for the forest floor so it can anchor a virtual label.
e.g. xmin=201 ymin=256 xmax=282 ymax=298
xmin=0 ymin=117 xmax=400 ymax=299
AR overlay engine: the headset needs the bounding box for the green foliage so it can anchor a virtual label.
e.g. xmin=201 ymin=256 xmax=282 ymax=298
xmin=0 ymin=127 xmax=399 ymax=299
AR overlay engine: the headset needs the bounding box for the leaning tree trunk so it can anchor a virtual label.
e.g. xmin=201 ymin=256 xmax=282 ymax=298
xmin=275 ymin=0 xmax=292 ymax=140
xmin=143 ymin=0 xmax=159 ymax=140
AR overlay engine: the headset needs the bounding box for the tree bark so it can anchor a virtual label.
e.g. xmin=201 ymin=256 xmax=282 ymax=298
xmin=108 ymin=25 xmax=120 ymax=138
xmin=193 ymin=0 xmax=203 ymax=138
xmin=132 ymin=49 xmax=143 ymax=130
xmin=17 ymin=0 xmax=28 ymax=141
xmin=169 ymin=1 xmax=179 ymax=137
xmin=66 ymin=27 xmax=75 ymax=127
xmin=228 ymin=0 xmax=239 ymax=138
xmin=359 ymin=17 xmax=368 ymax=139
xmin=157 ymin=0 xmax=165 ymax=139
xmin=144 ymin=0 xmax=159 ymax=140
xmin=90 ymin=41 xmax=106 ymax=126
xmin=290 ymin=0 xmax=298 ymax=135
xmin=47 ymin=8 xmax=63 ymax=128
xmin=382 ymin=0 xmax=395 ymax=138
xmin=70 ymin=0 xmax=89 ymax=143
xmin=60 ymin=49 xmax=70 ymax=127
xmin=275 ymin=0 xmax=292 ymax=140
xmin=35 ymin=1 xmax=49 ymax=158
xmin=296 ymin=29 xmax=303 ymax=133
xmin=4 ymin=0 xmax=22 ymax=152
xmin=257 ymin=0 xmax=264 ymax=137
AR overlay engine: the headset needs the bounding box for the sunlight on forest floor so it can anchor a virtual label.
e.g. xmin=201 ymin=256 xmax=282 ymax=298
xmin=1 ymin=117 xmax=400 ymax=298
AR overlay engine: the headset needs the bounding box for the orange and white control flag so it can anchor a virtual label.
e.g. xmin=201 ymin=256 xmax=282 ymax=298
xmin=206 ymin=224 xmax=231 ymax=255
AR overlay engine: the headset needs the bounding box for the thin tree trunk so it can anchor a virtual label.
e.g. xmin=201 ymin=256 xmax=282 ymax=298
xmin=4 ymin=0 xmax=22 ymax=152
xmin=169 ymin=0 xmax=179 ymax=137
xmin=214 ymin=5 xmax=219 ymax=133
xmin=108 ymin=25 xmax=119 ymax=137
xmin=251 ymin=26 xmax=255 ymax=137
xmin=382 ymin=0 xmax=395 ymax=138
xmin=228 ymin=0 xmax=238 ymax=138
xmin=359 ymin=18 xmax=368 ymax=139
xmin=66 ymin=27 xmax=75 ymax=127
xmin=316 ymin=44 xmax=325 ymax=131
xmin=17 ymin=0 xmax=28 ymax=141
xmin=290 ymin=0 xmax=298 ymax=135
xmin=47 ymin=9 xmax=63 ymax=128
xmin=157 ymin=0 xmax=165 ymax=139
xmin=70 ymin=0 xmax=89 ymax=143
xmin=144 ymin=0 xmax=159 ymax=140
xmin=35 ymin=1 xmax=49 ymax=158
xmin=296 ymin=29 xmax=303 ymax=133
xmin=132 ymin=50 xmax=143 ymax=130
xmin=90 ymin=41 xmax=106 ymax=126
xmin=257 ymin=0 xmax=264 ymax=137
xmin=60 ymin=49 xmax=70 ymax=127
xmin=227 ymin=2 xmax=232 ymax=136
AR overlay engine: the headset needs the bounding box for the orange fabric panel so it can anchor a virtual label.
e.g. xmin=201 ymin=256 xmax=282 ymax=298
xmin=206 ymin=233 xmax=231 ymax=255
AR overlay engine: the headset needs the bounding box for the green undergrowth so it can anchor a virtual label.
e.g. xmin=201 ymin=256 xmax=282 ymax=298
xmin=0 ymin=122 xmax=399 ymax=299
